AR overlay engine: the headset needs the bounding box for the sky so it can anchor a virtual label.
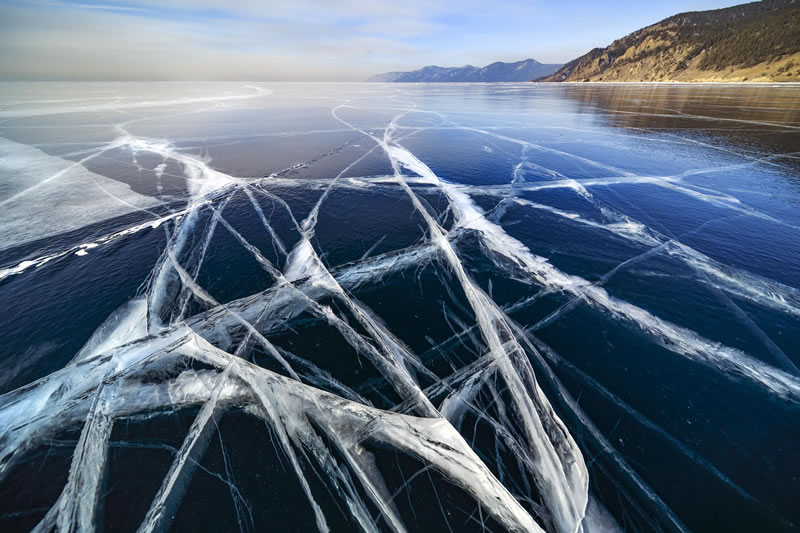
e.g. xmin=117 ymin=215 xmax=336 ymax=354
xmin=0 ymin=0 xmax=747 ymax=81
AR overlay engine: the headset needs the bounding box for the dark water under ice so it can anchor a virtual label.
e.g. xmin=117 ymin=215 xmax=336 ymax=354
xmin=0 ymin=82 xmax=799 ymax=533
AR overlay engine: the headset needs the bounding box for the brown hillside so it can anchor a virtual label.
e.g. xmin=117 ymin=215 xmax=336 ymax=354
xmin=539 ymin=0 xmax=800 ymax=82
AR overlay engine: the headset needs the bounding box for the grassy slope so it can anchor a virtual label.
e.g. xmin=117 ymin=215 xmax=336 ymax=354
xmin=539 ymin=0 xmax=800 ymax=82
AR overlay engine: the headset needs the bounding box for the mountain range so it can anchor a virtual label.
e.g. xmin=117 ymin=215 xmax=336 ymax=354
xmin=538 ymin=0 xmax=800 ymax=83
xmin=367 ymin=59 xmax=562 ymax=83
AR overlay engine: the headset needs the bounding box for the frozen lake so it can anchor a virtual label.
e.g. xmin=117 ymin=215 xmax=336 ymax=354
xmin=0 ymin=82 xmax=799 ymax=532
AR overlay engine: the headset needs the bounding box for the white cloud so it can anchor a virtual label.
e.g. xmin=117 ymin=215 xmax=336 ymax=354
xmin=0 ymin=0 xmax=564 ymax=80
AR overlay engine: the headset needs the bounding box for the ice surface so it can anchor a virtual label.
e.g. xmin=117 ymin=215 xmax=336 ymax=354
xmin=0 ymin=137 xmax=160 ymax=250
xmin=1 ymin=82 xmax=799 ymax=532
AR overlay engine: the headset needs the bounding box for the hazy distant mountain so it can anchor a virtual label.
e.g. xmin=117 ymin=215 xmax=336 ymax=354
xmin=367 ymin=59 xmax=562 ymax=82
xmin=538 ymin=0 xmax=800 ymax=83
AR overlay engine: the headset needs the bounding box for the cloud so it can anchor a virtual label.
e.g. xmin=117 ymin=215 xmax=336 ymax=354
xmin=75 ymin=3 xmax=150 ymax=12
xmin=1 ymin=1 xmax=429 ymax=80
xmin=1 ymin=0 xmax=741 ymax=81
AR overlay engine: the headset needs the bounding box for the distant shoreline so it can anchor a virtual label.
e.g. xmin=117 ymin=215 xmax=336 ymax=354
xmin=368 ymin=81 xmax=800 ymax=86
xmin=532 ymin=81 xmax=800 ymax=85
xmin=3 ymin=81 xmax=800 ymax=86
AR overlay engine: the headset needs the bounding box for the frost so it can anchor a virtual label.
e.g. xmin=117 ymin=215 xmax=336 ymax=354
xmin=0 ymin=137 xmax=160 ymax=251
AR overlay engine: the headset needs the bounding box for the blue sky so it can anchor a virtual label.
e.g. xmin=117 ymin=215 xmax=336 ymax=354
xmin=0 ymin=0 xmax=745 ymax=81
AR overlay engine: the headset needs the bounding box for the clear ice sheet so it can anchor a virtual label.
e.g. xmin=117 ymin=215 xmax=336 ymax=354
xmin=0 ymin=82 xmax=799 ymax=532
